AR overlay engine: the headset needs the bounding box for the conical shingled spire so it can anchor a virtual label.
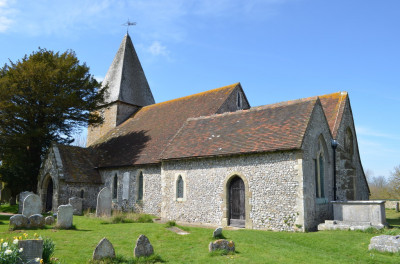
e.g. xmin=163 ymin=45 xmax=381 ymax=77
xmin=102 ymin=33 xmax=155 ymax=107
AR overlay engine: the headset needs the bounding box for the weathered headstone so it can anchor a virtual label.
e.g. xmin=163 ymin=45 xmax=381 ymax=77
xmin=69 ymin=197 xmax=83 ymax=215
xmin=369 ymin=235 xmax=400 ymax=253
xmin=18 ymin=239 xmax=43 ymax=264
xmin=28 ymin=214 xmax=45 ymax=228
xmin=209 ymin=239 xmax=235 ymax=252
xmin=9 ymin=214 xmax=28 ymax=229
xmin=213 ymin=227 xmax=223 ymax=238
xmin=96 ymin=187 xmax=111 ymax=217
xmin=134 ymin=235 xmax=154 ymax=258
xmin=57 ymin=204 xmax=74 ymax=229
xmin=93 ymin=237 xmax=115 ymax=260
xmin=18 ymin=191 xmax=34 ymax=213
xmin=45 ymin=216 xmax=55 ymax=225
xmin=22 ymin=194 xmax=42 ymax=217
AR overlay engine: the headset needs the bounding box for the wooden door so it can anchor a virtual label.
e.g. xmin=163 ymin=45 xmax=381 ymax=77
xmin=45 ymin=178 xmax=53 ymax=212
xmin=229 ymin=177 xmax=245 ymax=227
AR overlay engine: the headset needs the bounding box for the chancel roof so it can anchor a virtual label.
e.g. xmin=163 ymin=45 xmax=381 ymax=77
xmin=91 ymin=83 xmax=240 ymax=167
xmin=161 ymin=98 xmax=319 ymax=160
xmin=56 ymin=145 xmax=101 ymax=183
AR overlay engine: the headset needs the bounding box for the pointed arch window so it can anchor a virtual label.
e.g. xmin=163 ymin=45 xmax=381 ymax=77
xmin=176 ymin=175 xmax=184 ymax=199
xmin=315 ymin=152 xmax=325 ymax=198
xmin=137 ymin=172 xmax=143 ymax=201
xmin=113 ymin=174 xmax=118 ymax=199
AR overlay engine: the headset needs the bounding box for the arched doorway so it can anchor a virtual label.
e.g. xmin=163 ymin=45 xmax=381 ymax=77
xmin=45 ymin=178 xmax=53 ymax=212
xmin=229 ymin=176 xmax=245 ymax=227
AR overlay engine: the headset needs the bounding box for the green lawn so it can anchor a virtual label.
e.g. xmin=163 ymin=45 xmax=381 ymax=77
xmin=0 ymin=209 xmax=399 ymax=263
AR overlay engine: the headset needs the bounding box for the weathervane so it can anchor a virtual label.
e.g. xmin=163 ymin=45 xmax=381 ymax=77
xmin=122 ymin=19 xmax=136 ymax=33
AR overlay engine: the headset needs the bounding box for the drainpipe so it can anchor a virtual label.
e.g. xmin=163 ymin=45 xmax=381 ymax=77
xmin=331 ymin=139 xmax=338 ymax=201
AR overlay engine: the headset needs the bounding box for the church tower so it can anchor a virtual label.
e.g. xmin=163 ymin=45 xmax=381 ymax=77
xmin=86 ymin=33 xmax=155 ymax=146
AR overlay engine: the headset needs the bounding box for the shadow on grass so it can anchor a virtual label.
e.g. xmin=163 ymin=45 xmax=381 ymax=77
xmin=89 ymin=254 xmax=165 ymax=264
xmin=0 ymin=215 xmax=12 ymax=221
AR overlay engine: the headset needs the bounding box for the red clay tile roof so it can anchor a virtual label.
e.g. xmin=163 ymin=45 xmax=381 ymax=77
xmin=319 ymin=92 xmax=348 ymax=138
xmin=161 ymin=98 xmax=319 ymax=160
xmin=91 ymin=83 xmax=241 ymax=167
xmin=56 ymin=144 xmax=101 ymax=183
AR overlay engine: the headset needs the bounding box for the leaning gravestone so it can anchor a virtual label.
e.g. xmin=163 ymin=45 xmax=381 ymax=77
xmin=93 ymin=237 xmax=115 ymax=260
xmin=18 ymin=191 xmax=34 ymax=213
xmin=369 ymin=235 xmax=400 ymax=253
xmin=22 ymin=194 xmax=42 ymax=217
xmin=57 ymin=204 xmax=74 ymax=229
xmin=9 ymin=214 xmax=28 ymax=229
xmin=28 ymin=214 xmax=45 ymax=228
xmin=96 ymin=187 xmax=111 ymax=217
xmin=69 ymin=197 xmax=83 ymax=215
xmin=134 ymin=235 xmax=154 ymax=258
xmin=213 ymin=227 xmax=223 ymax=238
xmin=18 ymin=239 xmax=43 ymax=264
xmin=209 ymin=239 xmax=235 ymax=252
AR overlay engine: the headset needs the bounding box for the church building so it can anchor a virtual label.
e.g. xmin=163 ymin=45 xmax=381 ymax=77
xmin=38 ymin=34 xmax=369 ymax=231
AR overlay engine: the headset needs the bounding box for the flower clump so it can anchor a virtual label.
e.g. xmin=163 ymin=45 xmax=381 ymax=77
xmin=0 ymin=233 xmax=44 ymax=264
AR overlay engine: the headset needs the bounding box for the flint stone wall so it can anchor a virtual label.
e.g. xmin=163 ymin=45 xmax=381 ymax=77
xmin=99 ymin=165 xmax=161 ymax=215
xmin=161 ymin=151 xmax=302 ymax=231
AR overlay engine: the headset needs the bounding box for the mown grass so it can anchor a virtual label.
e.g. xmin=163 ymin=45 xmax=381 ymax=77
xmin=0 ymin=210 xmax=398 ymax=263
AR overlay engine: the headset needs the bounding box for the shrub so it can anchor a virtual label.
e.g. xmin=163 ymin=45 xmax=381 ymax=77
xmin=42 ymin=237 xmax=55 ymax=264
xmin=165 ymin=221 xmax=176 ymax=228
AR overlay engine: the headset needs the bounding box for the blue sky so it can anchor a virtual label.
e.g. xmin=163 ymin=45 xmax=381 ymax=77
xmin=0 ymin=0 xmax=399 ymax=179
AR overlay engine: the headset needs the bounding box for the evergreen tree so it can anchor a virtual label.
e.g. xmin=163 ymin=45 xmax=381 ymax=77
xmin=0 ymin=48 xmax=105 ymax=198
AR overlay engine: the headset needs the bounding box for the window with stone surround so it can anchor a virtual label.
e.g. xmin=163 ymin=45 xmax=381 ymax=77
xmin=137 ymin=171 xmax=143 ymax=201
xmin=315 ymin=136 xmax=326 ymax=199
xmin=112 ymin=174 xmax=118 ymax=200
xmin=176 ymin=175 xmax=184 ymax=199
xmin=237 ymin=92 xmax=242 ymax=109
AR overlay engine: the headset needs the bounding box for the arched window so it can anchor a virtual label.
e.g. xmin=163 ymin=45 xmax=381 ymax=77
xmin=113 ymin=174 xmax=118 ymax=199
xmin=137 ymin=172 xmax=143 ymax=201
xmin=80 ymin=190 xmax=84 ymax=199
xmin=237 ymin=92 xmax=242 ymax=109
xmin=315 ymin=152 xmax=325 ymax=198
xmin=176 ymin=175 xmax=184 ymax=199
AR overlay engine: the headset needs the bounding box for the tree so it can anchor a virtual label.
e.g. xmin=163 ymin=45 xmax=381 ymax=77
xmin=389 ymin=165 xmax=400 ymax=199
xmin=0 ymin=48 xmax=105 ymax=198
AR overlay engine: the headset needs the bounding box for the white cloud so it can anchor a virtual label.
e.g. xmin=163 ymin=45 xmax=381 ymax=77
xmin=148 ymin=41 xmax=169 ymax=57
xmin=0 ymin=0 xmax=15 ymax=33
xmin=356 ymin=125 xmax=400 ymax=141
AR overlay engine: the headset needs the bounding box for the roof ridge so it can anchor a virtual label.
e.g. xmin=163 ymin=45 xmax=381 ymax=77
xmin=186 ymin=96 xmax=318 ymax=122
xmin=140 ymin=83 xmax=239 ymax=110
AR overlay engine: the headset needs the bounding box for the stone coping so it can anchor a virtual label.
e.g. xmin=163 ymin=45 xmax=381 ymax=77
xmin=331 ymin=200 xmax=385 ymax=205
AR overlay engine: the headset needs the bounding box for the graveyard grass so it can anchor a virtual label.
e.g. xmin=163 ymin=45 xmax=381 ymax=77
xmin=0 ymin=210 xmax=399 ymax=263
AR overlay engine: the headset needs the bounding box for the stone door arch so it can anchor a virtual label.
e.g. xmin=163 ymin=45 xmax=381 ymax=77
xmin=229 ymin=176 xmax=245 ymax=227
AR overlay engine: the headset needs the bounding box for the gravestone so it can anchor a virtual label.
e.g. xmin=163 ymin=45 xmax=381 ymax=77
xmin=396 ymin=202 xmax=399 ymax=213
xmin=134 ymin=235 xmax=154 ymax=258
xmin=9 ymin=214 xmax=28 ymax=229
xmin=209 ymin=239 xmax=235 ymax=252
xmin=28 ymin=214 xmax=45 ymax=228
xmin=96 ymin=187 xmax=111 ymax=217
xmin=18 ymin=191 xmax=34 ymax=213
xmin=93 ymin=237 xmax=115 ymax=260
xmin=22 ymin=194 xmax=42 ymax=217
xmin=369 ymin=235 xmax=400 ymax=253
xmin=69 ymin=197 xmax=83 ymax=215
xmin=18 ymin=239 xmax=43 ymax=264
xmin=213 ymin=227 xmax=223 ymax=238
xmin=57 ymin=204 xmax=74 ymax=229
xmin=45 ymin=216 xmax=55 ymax=225
xmin=9 ymin=196 xmax=16 ymax=206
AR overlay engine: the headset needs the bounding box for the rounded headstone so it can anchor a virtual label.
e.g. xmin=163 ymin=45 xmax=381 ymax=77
xmin=213 ymin=227 xmax=223 ymax=238
xmin=57 ymin=204 xmax=74 ymax=229
xmin=9 ymin=214 xmax=28 ymax=229
xmin=45 ymin=215 xmax=55 ymax=225
xmin=22 ymin=194 xmax=42 ymax=217
xmin=96 ymin=187 xmax=112 ymax=217
xmin=18 ymin=191 xmax=34 ymax=213
xmin=69 ymin=197 xmax=83 ymax=215
xmin=93 ymin=237 xmax=115 ymax=260
xmin=134 ymin=235 xmax=154 ymax=258
xmin=28 ymin=214 xmax=45 ymax=228
xmin=209 ymin=239 xmax=235 ymax=252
